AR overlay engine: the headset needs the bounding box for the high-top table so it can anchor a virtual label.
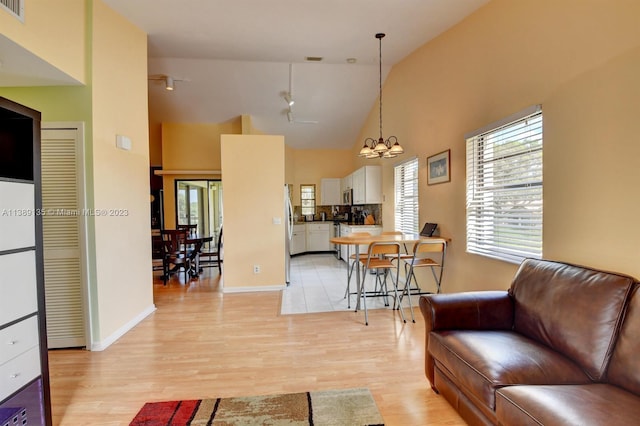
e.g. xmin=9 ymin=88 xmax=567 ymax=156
xmin=330 ymin=233 xmax=450 ymax=312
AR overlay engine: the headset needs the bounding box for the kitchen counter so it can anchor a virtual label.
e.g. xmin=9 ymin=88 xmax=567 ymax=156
xmin=293 ymin=219 xmax=382 ymax=227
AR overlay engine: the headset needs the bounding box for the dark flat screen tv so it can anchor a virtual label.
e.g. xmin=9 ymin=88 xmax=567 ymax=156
xmin=0 ymin=96 xmax=40 ymax=181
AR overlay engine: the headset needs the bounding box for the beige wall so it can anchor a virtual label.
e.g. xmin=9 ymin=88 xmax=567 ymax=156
xmin=90 ymin=1 xmax=153 ymax=342
xmin=354 ymin=0 xmax=640 ymax=291
xmin=543 ymin=46 xmax=640 ymax=274
xmin=0 ymin=0 xmax=85 ymax=83
xmin=160 ymin=122 xmax=354 ymax=226
xmin=289 ymin=149 xmax=354 ymax=206
xmin=221 ymin=135 xmax=285 ymax=290
xmin=1 ymin=0 xmax=154 ymax=348
xmin=160 ymin=120 xmax=241 ymax=228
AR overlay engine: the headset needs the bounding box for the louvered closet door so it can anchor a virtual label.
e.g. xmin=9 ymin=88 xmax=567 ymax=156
xmin=41 ymin=126 xmax=87 ymax=348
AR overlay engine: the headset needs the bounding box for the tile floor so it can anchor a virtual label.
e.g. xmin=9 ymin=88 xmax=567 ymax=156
xmin=281 ymin=253 xmax=405 ymax=315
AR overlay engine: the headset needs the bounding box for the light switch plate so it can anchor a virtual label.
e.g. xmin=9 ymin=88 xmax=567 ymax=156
xmin=116 ymin=134 xmax=132 ymax=151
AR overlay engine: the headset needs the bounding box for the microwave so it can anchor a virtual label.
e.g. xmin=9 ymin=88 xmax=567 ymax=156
xmin=342 ymin=189 xmax=352 ymax=205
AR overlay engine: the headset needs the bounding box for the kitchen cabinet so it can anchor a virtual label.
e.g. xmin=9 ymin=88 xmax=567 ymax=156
xmin=351 ymin=165 xmax=382 ymax=205
xmin=290 ymin=224 xmax=306 ymax=255
xmin=0 ymin=97 xmax=51 ymax=425
xmin=320 ymin=178 xmax=341 ymax=206
xmin=341 ymin=173 xmax=353 ymax=193
xmin=339 ymin=224 xmax=382 ymax=261
xmin=306 ymin=223 xmax=332 ymax=251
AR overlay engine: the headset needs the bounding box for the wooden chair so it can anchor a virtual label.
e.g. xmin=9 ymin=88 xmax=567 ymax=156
xmin=356 ymin=241 xmax=404 ymax=325
xmin=177 ymin=224 xmax=197 ymax=236
xmin=160 ymin=229 xmax=191 ymax=284
xmin=151 ymin=231 xmax=164 ymax=273
xmin=200 ymin=226 xmax=223 ymax=274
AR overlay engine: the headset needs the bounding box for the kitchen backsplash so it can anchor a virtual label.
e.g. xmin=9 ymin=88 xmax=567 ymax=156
xmin=293 ymin=204 xmax=381 ymax=225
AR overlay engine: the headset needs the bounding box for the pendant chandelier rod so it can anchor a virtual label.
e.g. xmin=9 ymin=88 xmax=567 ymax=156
xmin=377 ymin=33 xmax=383 ymax=140
xmin=358 ymin=33 xmax=404 ymax=159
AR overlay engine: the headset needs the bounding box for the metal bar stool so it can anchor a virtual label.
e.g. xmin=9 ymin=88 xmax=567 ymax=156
xmin=401 ymin=239 xmax=447 ymax=322
xmin=356 ymin=241 xmax=404 ymax=325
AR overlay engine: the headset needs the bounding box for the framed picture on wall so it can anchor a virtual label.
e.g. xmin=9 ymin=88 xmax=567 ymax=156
xmin=427 ymin=149 xmax=451 ymax=185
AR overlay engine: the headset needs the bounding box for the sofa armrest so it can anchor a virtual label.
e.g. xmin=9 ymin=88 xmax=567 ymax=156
xmin=419 ymin=291 xmax=514 ymax=389
xmin=419 ymin=291 xmax=514 ymax=331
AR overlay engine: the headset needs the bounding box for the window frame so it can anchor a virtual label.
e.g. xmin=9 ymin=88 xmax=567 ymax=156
xmin=465 ymin=105 xmax=543 ymax=264
xmin=394 ymin=157 xmax=419 ymax=234
xmin=300 ymin=184 xmax=316 ymax=216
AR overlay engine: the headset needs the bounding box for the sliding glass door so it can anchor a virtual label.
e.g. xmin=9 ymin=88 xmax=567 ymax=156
xmin=176 ymin=180 xmax=223 ymax=236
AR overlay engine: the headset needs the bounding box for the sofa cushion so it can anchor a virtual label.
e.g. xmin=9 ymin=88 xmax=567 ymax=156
xmin=509 ymin=259 xmax=635 ymax=381
xmin=429 ymin=330 xmax=591 ymax=410
xmin=607 ymin=285 xmax=640 ymax=395
xmin=496 ymin=384 xmax=640 ymax=426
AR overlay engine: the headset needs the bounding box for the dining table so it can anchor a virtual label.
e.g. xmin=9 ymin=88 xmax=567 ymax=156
xmin=330 ymin=233 xmax=450 ymax=311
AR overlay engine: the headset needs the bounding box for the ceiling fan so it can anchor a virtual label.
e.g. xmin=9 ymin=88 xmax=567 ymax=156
xmin=282 ymin=64 xmax=318 ymax=124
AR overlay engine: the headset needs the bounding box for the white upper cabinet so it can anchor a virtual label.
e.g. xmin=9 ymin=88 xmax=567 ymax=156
xmin=352 ymin=165 xmax=382 ymax=205
xmin=341 ymin=173 xmax=353 ymax=193
xmin=320 ymin=178 xmax=342 ymax=206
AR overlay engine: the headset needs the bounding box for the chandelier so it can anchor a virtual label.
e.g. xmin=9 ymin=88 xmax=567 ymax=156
xmin=359 ymin=33 xmax=404 ymax=159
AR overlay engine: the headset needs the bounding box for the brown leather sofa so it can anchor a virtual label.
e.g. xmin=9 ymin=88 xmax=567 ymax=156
xmin=419 ymin=258 xmax=640 ymax=425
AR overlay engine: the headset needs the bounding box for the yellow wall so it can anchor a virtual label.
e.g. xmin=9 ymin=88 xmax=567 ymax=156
xmin=289 ymin=149 xmax=354 ymax=206
xmin=0 ymin=0 xmax=85 ymax=83
xmin=90 ymin=1 xmax=153 ymax=342
xmin=221 ymin=134 xmax=285 ymax=290
xmin=1 ymin=0 xmax=153 ymax=348
xmin=159 ymin=121 xmax=353 ymax=226
xmin=160 ymin=120 xmax=241 ymax=228
xmin=354 ymin=0 xmax=640 ymax=291
xmin=543 ymin=46 xmax=640 ymax=273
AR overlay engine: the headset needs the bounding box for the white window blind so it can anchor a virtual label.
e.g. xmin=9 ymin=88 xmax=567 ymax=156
xmin=466 ymin=106 xmax=543 ymax=263
xmin=394 ymin=158 xmax=419 ymax=234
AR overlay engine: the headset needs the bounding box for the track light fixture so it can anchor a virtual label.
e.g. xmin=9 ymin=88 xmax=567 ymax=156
xmin=147 ymin=74 xmax=185 ymax=91
xmin=284 ymin=92 xmax=295 ymax=106
xmin=165 ymin=76 xmax=174 ymax=91
xmin=359 ymin=33 xmax=404 ymax=159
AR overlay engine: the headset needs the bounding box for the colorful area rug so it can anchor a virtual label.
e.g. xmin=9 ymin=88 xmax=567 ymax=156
xmin=130 ymin=387 xmax=384 ymax=425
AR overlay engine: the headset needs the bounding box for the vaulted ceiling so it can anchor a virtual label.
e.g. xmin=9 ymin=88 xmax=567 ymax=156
xmin=1 ymin=0 xmax=489 ymax=150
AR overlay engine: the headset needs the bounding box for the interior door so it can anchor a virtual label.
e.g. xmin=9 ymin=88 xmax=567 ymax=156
xmin=41 ymin=123 xmax=88 ymax=349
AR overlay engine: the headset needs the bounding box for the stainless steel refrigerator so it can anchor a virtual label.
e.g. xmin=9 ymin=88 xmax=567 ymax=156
xmin=285 ymin=184 xmax=293 ymax=285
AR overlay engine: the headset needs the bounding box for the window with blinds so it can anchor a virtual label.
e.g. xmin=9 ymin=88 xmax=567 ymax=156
xmin=300 ymin=184 xmax=315 ymax=216
xmin=465 ymin=106 xmax=543 ymax=263
xmin=394 ymin=158 xmax=419 ymax=234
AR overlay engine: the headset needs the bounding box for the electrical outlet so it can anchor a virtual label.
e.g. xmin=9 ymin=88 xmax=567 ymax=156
xmin=253 ymin=264 xmax=261 ymax=274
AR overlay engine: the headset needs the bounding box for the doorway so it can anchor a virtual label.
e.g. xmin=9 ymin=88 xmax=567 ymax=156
xmin=176 ymin=180 xmax=223 ymax=236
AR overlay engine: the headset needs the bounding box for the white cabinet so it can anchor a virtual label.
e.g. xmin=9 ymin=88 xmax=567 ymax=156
xmin=352 ymin=168 xmax=365 ymax=204
xmin=339 ymin=224 xmax=382 ymax=261
xmin=0 ymin=97 xmax=49 ymax=424
xmin=351 ymin=165 xmax=382 ymax=205
xmin=320 ymin=178 xmax=341 ymax=206
xmin=306 ymin=223 xmax=332 ymax=251
xmin=341 ymin=174 xmax=353 ymax=193
xmin=290 ymin=224 xmax=306 ymax=255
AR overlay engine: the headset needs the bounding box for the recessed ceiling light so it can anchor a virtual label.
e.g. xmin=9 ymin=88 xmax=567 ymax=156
xmin=346 ymin=58 xmax=357 ymax=64
xmin=305 ymin=56 xmax=323 ymax=62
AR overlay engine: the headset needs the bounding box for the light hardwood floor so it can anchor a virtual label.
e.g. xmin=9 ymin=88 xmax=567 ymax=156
xmin=48 ymin=268 xmax=465 ymax=425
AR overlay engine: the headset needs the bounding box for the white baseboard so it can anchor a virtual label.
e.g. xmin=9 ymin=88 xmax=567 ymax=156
xmin=223 ymin=285 xmax=285 ymax=293
xmin=89 ymin=304 xmax=156 ymax=351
